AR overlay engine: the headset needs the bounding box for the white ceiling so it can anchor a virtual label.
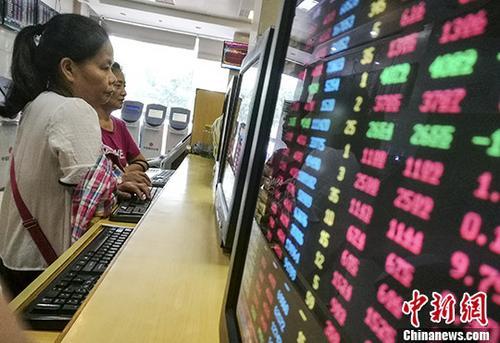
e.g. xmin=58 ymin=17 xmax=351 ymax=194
xmin=128 ymin=0 xmax=254 ymax=19
xmin=82 ymin=0 xmax=256 ymax=41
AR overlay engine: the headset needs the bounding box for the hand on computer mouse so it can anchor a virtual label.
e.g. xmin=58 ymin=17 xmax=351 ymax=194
xmin=117 ymin=181 xmax=151 ymax=200
xmin=122 ymin=170 xmax=152 ymax=187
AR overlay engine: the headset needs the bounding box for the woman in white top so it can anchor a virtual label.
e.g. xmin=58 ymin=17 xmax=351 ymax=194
xmin=0 ymin=14 xmax=149 ymax=297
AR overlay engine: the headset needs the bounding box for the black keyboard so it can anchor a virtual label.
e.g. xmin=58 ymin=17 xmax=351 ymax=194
xmin=22 ymin=226 xmax=133 ymax=331
xmin=109 ymin=186 xmax=161 ymax=223
xmin=150 ymin=169 xmax=175 ymax=187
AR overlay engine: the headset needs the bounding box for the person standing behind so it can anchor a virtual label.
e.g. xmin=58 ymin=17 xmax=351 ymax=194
xmin=0 ymin=14 xmax=149 ymax=297
xmin=97 ymin=63 xmax=151 ymax=183
xmin=0 ymin=294 xmax=28 ymax=343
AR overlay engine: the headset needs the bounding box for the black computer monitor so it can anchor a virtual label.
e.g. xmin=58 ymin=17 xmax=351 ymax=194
xmin=215 ymin=91 xmax=230 ymax=163
xmin=161 ymin=133 xmax=191 ymax=170
xmin=220 ymin=2 xmax=296 ymax=340
xmin=214 ymin=27 xmax=275 ymax=253
xmin=215 ymin=75 xmax=241 ymax=182
xmin=223 ymin=0 xmax=500 ymax=342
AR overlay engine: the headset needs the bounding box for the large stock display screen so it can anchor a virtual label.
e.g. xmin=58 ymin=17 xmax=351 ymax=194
xmin=236 ymin=0 xmax=499 ymax=342
xmin=2 ymin=0 xmax=37 ymax=31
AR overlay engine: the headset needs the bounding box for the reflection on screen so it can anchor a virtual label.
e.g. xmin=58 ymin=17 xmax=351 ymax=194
xmin=267 ymin=70 xmax=302 ymax=158
xmin=148 ymin=109 xmax=164 ymax=119
xmin=237 ymin=1 xmax=499 ymax=342
xmin=172 ymin=113 xmax=188 ymax=123
xmin=221 ymin=63 xmax=260 ymax=207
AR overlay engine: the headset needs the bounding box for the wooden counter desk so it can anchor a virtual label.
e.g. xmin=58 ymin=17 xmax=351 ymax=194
xmin=58 ymin=154 xmax=229 ymax=342
xmin=10 ymin=220 xmax=135 ymax=343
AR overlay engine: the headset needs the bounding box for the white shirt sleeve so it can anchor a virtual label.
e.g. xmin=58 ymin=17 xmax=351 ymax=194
xmin=47 ymin=98 xmax=102 ymax=185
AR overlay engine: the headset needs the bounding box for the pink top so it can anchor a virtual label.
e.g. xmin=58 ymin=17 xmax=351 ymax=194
xmin=101 ymin=116 xmax=141 ymax=168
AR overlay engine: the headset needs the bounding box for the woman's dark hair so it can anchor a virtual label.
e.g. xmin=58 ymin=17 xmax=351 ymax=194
xmin=111 ymin=62 xmax=122 ymax=74
xmin=0 ymin=14 xmax=109 ymax=119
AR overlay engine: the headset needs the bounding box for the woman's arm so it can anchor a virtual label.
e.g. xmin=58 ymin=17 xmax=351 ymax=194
xmin=123 ymin=153 xmax=151 ymax=186
xmin=48 ymin=99 xmax=102 ymax=185
xmin=114 ymin=118 xmax=148 ymax=172
xmin=125 ymin=153 xmax=149 ymax=173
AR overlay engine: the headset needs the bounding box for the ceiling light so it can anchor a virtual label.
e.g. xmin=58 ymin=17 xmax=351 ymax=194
xmin=297 ymin=0 xmax=318 ymax=11
xmin=248 ymin=10 xmax=254 ymax=21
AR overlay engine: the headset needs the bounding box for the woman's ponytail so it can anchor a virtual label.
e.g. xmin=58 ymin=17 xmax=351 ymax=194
xmin=1 ymin=15 xmax=109 ymax=119
xmin=0 ymin=24 xmax=47 ymax=119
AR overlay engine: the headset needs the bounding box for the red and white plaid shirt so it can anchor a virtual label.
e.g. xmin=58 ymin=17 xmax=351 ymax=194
xmin=71 ymin=147 xmax=121 ymax=243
